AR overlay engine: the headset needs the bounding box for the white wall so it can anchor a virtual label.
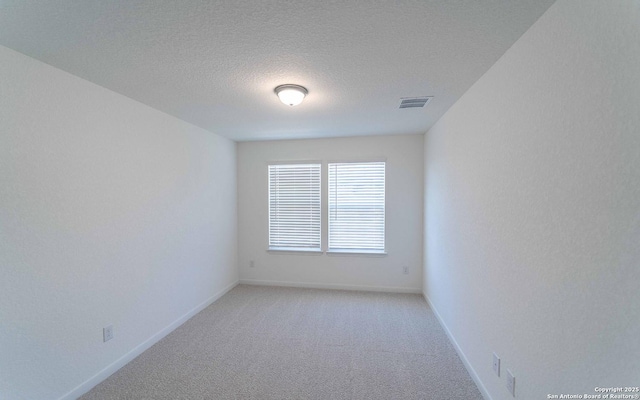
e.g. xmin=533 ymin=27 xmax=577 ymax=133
xmin=0 ymin=45 xmax=238 ymax=400
xmin=238 ymin=135 xmax=423 ymax=292
xmin=423 ymin=1 xmax=640 ymax=399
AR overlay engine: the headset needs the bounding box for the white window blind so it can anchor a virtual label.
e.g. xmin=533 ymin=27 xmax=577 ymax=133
xmin=328 ymin=162 xmax=385 ymax=252
xmin=268 ymin=164 xmax=321 ymax=251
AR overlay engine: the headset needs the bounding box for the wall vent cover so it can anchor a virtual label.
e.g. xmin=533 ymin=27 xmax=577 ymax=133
xmin=399 ymin=96 xmax=432 ymax=109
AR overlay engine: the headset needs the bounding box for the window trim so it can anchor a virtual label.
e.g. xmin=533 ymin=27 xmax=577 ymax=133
xmin=326 ymin=249 xmax=387 ymax=256
xmin=265 ymin=159 xmax=387 ymax=256
xmin=327 ymin=161 xmax=386 ymax=254
xmin=267 ymin=162 xmax=322 ymax=252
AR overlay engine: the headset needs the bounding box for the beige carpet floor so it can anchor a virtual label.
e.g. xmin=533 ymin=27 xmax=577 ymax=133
xmin=81 ymin=285 xmax=482 ymax=399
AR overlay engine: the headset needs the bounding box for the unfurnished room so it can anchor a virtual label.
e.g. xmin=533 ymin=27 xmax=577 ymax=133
xmin=1 ymin=1 xmax=638 ymax=399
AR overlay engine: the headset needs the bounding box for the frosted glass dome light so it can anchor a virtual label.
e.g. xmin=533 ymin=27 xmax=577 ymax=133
xmin=275 ymin=84 xmax=308 ymax=106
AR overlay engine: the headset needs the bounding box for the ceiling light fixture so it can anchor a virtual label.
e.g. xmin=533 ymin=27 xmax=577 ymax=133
xmin=274 ymin=84 xmax=308 ymax=106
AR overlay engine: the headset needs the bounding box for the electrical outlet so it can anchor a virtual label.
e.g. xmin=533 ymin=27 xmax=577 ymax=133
xmin=492 ymin=353 xmax=500 ymax=376
xmin=103 ymin=325 xmax=114 ymax=342
xmin=506 ymin=369 xmax=515 ymax=397
xmin=249 ymin=260 xmax=255 ymax=268
xmin=402 ymin=266 xmax=409 ymax=274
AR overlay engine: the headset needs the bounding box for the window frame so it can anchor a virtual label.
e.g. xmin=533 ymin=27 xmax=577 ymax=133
xmin=327 ymin=161 xmax=386 ymax=254
xmin=267 ymin=162 xmax=322 ymax=253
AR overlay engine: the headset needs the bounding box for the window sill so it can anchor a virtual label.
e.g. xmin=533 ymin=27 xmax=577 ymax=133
xmin=326 ymin=250 xmax=387 ymax=257
xmin=267 ymin=248 xmax=323 ymax=255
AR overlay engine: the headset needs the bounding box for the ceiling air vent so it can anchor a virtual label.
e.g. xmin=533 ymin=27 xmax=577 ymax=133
xmin=399 ymin=96 xmax=432 ymax=109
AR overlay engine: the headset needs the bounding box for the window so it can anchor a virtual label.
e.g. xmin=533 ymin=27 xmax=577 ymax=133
xmin=268 ymin=164 xmax=321 ymax=251
xmin=328 ymin=162 xmax=385 ymax=253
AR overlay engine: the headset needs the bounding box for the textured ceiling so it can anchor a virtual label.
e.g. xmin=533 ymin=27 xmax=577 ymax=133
xmin=0 ymin=1 xmax=555 ymax=141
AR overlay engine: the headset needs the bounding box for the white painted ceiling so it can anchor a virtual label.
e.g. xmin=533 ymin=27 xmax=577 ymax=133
xmin=0 ymin=1 xmax=555 ymax=141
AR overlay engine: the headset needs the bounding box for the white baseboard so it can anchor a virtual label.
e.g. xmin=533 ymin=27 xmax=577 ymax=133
xmin=423 ymin=291 xmax=492 ymax=400
xmin=239 ymin=279 xmax=422 ymax=294
xmin=59 ymin=279 xmax=239 ymax=400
